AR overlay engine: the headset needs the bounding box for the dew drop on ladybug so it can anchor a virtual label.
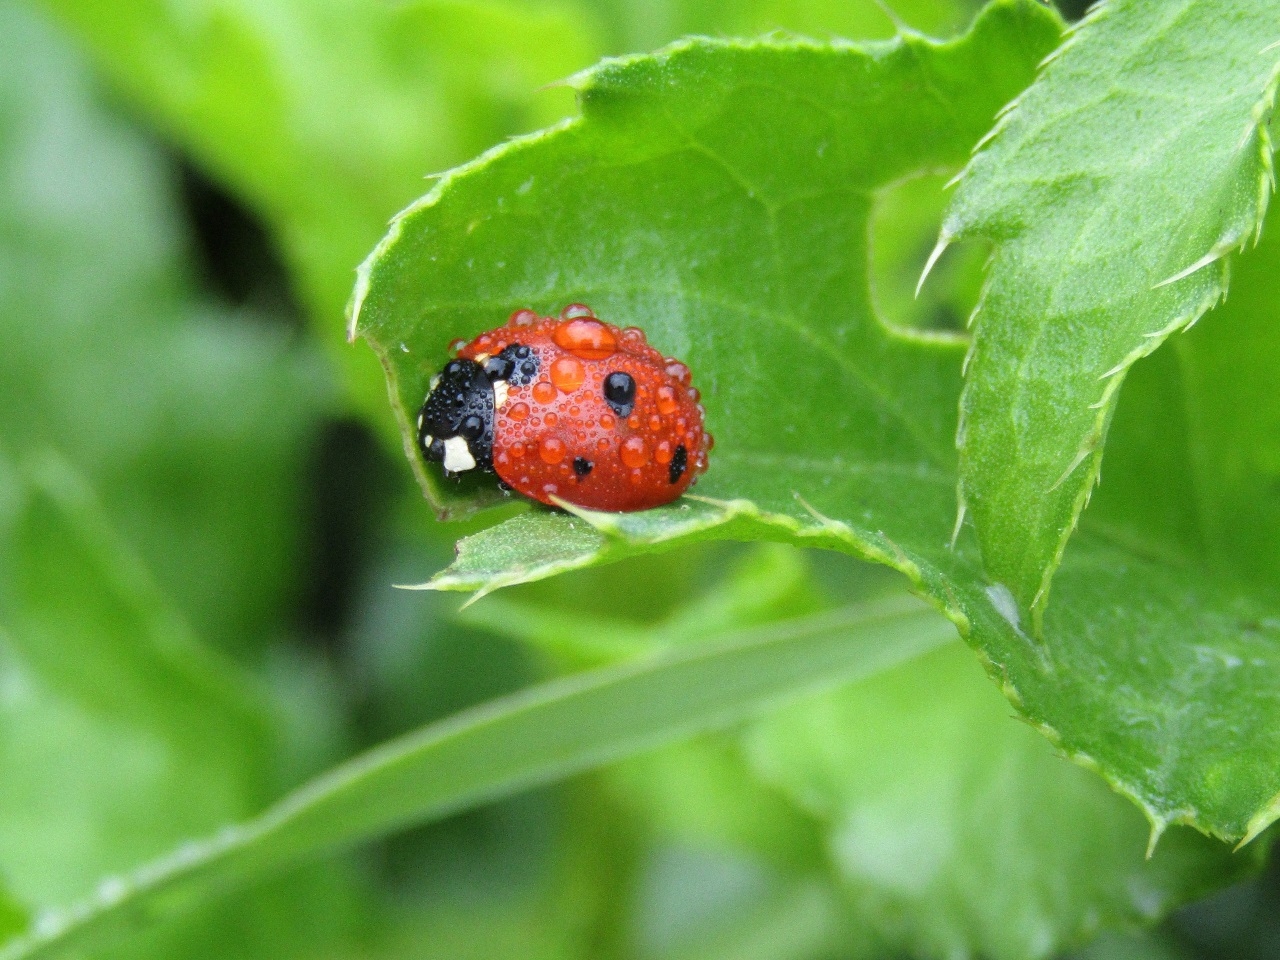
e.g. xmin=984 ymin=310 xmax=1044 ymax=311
xmin=416 ymin=306 xmax=712 ymax=511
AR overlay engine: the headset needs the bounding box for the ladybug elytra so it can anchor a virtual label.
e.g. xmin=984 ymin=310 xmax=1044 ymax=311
xmin=416 ymin=304 xmax=711 ymax=511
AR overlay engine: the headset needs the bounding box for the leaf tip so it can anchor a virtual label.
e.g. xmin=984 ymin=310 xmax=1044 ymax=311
xmin=1237 ymin=794 xmax=1280 ymax=851
xmin=916 ymin=233 xmax=952 ymax=297
xmin=1145 ymin=814 xmax=1168 ymax=860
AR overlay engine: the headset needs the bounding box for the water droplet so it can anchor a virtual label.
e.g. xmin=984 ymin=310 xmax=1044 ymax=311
xmin=539 ymin=435 xmax=567 ymax=464
xmin=550 ymin=355 xmax=586 ymax=393
xmin=656 ymin=386 xmax=679 ymax=415
xmin=620 ymin=436 xmax=650 ymax=468
xmin=554 ymin=318 xmax=617 ymax=359
xmin=511 ymin=308 xmax=538 ymax=327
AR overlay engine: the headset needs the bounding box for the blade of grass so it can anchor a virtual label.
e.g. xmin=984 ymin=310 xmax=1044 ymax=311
xmin=0 ymin=595 xmax=953 ymax=959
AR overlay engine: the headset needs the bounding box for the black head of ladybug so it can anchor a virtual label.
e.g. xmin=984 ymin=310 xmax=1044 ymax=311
xmin=417 ymin=358 xmax=495 ymax=476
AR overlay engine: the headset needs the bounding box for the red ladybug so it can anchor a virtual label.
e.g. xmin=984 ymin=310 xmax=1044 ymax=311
xmin=417 ymin=304 xmax=711 ymax=511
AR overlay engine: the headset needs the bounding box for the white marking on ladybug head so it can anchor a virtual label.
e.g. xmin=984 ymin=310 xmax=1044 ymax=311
xmin=475 ymin=353 xmax=491 ymax=363
xmin=442 ymin=435 xmax=476 ymax=473
xmin=429 ymin=375 xmax=440 ymax=391
xmin=422 ymin=435 xmax=433 ymax=448
xmin=417 ymin=412 xmax=424 ymax=430
xmin=493 ymin=380 xmax=509 ymax=408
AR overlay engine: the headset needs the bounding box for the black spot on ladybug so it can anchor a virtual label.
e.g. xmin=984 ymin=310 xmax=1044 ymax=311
xmin=418 ymin=357 xmax=495 ymax=474
xmin=603 ymin=371 xmax=636 ymax=417
xmin=669 ymin=444 xmax=687 ymax=484
xmin=573 ymin=456 xmax=593 ymax=477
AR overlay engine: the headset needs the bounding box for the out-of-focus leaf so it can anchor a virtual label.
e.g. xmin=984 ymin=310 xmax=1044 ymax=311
xmin=941 ymin=0 xmax=1280 ymax=620
xmin=0 ymin=631 xmax=254 ymax=907
xmin=748 ymin=642 xmax=1255 ymax=960
xmin=37 ymin=0 xmax=602 ymax=432
xmin=0 ymin=456 xmax=267 ymax=914
xmin=0 ymin=598 xmax=954 ymax=959
xmin=630 ymin=846 xmax=848 ymax=960
xmin=0 ymin=454 xmax=269 ymax=752
xmin=0 ymin=0 xmax=331 ymax=653
xmin=609 ymin=736 xmax=824 ymax=871
xmin=0 ymin=888 xmax=24 ymax=945
xmin=357 ymin=0 xmax=1280 ymax=842
xmin=1066 ymin=930 xmax=1192 ymax=960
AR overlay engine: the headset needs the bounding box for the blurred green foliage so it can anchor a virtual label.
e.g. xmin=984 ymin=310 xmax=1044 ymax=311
xmin=1 ymin=0 xmax=1277 ymax=958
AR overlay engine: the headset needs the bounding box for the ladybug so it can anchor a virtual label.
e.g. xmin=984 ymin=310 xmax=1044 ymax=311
xmin=416 ymin=304 xmax=712 ymax=512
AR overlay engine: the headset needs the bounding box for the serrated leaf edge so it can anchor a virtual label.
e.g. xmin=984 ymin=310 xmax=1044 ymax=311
xmin=943 ymin=1 xmax=1280 ymax=632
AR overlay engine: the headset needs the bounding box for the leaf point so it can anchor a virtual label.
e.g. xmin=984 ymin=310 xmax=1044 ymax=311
xmin=1152 ymin=245 xmax=1230 ymax=290
xmin=1097 ymin=358 xmax=1128 ymax=381
xmin=458 ymin=587 xmax=492 ymax=611
xmin=1144 ymin=814 xmax=1167 ymax=860
xmin=1237 ymin=791 xmax=1280 ymax=850
xmin=915 ymin=233 xmax=952 ymax=296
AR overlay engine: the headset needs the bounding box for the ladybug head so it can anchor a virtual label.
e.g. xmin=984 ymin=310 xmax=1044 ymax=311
xmin=417 ymin=358 xmax=495 ymax=475
xmin=417 ymin=343 xmax=540 ymax=477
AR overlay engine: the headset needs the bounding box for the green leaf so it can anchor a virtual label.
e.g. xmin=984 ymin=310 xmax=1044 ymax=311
xmin=352 ymin=3 xmax=1060 ymax=515
xmin=37 ymin=0 xmax=602 ymax=431
xmin=747 ymin=642 xmax=1255 ymax=960
xmin=0 ymin=454 xmax=272 ymax=918
xmin=940 ymin=0 xmax=1280 ymax=621
xmin=0 ymin=453 xmax=270 ymax=760
xmin=353 ymin=0 xmax=1280 ymax=841
xmin=0 ymin=599 xmax=954 ymax=959
xmin=1092 ymin=205 xmax=1280 ymax=601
